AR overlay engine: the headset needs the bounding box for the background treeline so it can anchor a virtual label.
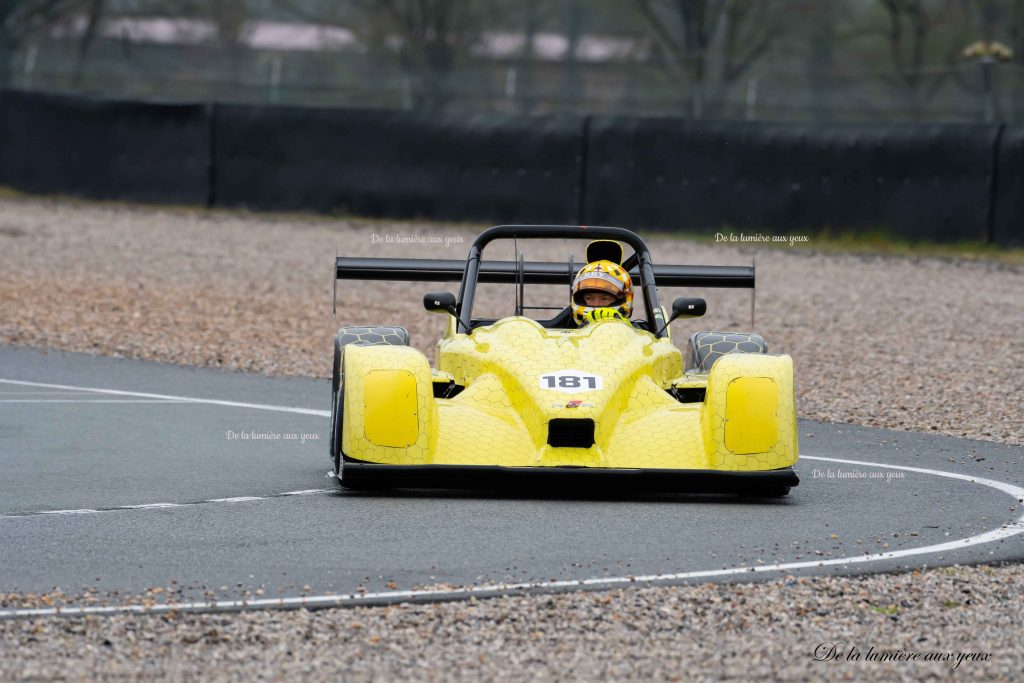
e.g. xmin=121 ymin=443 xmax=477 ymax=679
xmin=3 ymin=0 xmax=1024 ymax=122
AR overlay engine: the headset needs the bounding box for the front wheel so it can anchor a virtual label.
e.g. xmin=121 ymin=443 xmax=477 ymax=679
xmin=331 ymin=378 xmax=344 ymax=482
xmin=329 ymin=325 xmax=409 ymax=463
xmin=331 ymin=373 xmax=388 ymax=491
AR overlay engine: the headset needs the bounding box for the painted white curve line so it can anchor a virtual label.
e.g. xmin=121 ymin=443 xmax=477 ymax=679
xmin=0 ymin=399 xmax=192 ymax=404
xmin=0 ymin=390 xmax=106 ymax=395
xmin=1 ymin=490 xmax=336 ymax=519
xmin=37 ymin=509 xmax=100 ymax=516
xmin=0 ymin=379 xmax=329 ymax=417
xmin=1 ymin=454 xmax=1021 ymax=620
xmin=206 ymin=496 xmax=265 ymax=503
xmin=117 ymin=503 xmax=183 ymax=510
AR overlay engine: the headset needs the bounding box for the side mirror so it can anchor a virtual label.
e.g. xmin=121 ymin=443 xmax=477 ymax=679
xmin=671 ymin=297 xmax=706 ymax=320
xmin=425 ymin=291 xmax=471 ymax=333
xmin=424 ymin=292 xmax=457 ymax=315
xmin=656 ymin=297 xmax=706 ymax=336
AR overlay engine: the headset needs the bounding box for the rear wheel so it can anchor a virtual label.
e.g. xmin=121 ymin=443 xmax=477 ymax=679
xmin=686 ymin=331 xmax=768 ymax=372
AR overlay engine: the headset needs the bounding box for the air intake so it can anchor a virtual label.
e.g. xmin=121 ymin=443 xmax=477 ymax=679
xmin=547 ymin=419 xmax=595 ymax=448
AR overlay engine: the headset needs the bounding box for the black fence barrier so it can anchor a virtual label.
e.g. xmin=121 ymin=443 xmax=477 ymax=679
xmin=212 ymin=104 xmax=583 ymax=224
xmin=583 ymin=117 xmax=1000 ymax=243
xmin=992 ymin=126 xmax=1024 ymax=246
xmin=1 ymin=89 xmax=1021 ymax=245
xmin=0 ymin=90 xmax=210 ymax=205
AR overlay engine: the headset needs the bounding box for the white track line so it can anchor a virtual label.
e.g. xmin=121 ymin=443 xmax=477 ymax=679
xmin=1 ymin=490 xmax=335 ymax=519
xmin=0 ymin=454 xmax=1021 ymax=620
xmin=0 ymin=391 xmax=100 ymax=395
xmin=117 ymin=503 xmax=184 ymax=510
xmin=0 ymin=379 xmax=329 ymax=417
xmin=0 ymin=399 xmax=191 ymax=404
xmin=0 ymin=379 xmax=330 ymax=519
xmin=37 ymin=509 xmax=100 ymax=516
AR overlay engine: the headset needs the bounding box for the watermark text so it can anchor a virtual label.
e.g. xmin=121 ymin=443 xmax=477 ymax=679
xmin=814 ymin=641 xmax=991 ymax=670
xmin=715 ymin=232 xmax=809 ymax=246
xmin=371 ymin=232 xmax=464 ymax=247
xmin=811 ymin=467 xmax=905 ymax=482
xmin=226 ymin=430 xmax=320 ymax=444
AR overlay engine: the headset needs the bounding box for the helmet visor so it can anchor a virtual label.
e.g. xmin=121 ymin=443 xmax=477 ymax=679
xmin=572 ymin=277 xmax=624 ymax=305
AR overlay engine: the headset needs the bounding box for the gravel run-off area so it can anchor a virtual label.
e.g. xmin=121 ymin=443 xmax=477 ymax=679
xmin=1 ymin=195 xmax=1022 ymax=681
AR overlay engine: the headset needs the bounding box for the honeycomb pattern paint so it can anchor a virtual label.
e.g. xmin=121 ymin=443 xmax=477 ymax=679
xmin=338 ymin=316 xmax=797 ymax=473
xmin=341 ymin=344 xmax=435 ymax=465
xmin=701 ymin=353 xmax=798 ymax=470
xmin=687 ymin=331 xmax=766 ymax=372
xmin=437 ymin=318 xmax=683 ymax=467
xmin=336 ymin=326 xmax=409 ymax=348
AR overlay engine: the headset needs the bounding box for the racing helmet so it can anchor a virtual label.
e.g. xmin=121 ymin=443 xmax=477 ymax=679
xmin=571 ymin=260 xmax=633 ymax=325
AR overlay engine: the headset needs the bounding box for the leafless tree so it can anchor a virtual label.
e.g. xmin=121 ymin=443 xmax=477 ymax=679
xmin=1005 ymin=0 xmax=1024 ymax=60
xmin=384 ymin=0 xmax=476 ymax=110
xmin=275 ymin=0 xmax=481 ymax=111
xmin=558 ymin=0 xmax=586 ymax=112
xmin=0 ymin=0 xmax=73 ymax=87
xmin=870 ymin=0 xmax=1003 ymax=120
xmin=876 ymin=0 xmax=938 ymax=118
xmin=72 ymin=0 xmax=103 ymax=86
xmin=0 ymin=0 xmax=113 ymax=89
xmin=633 ymin=0 xmax=787 ymax=118
xmin=210 ymin=0 xmax=249 ymax=87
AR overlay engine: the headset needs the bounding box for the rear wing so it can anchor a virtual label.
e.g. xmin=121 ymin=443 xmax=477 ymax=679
xmin=334 ymin=256 xmax=754 ymax=314
xmin=335 ymin=257 xmax=755 ymax=286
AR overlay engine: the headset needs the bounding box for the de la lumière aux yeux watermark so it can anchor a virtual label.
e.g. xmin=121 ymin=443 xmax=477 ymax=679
xmin=371 ymin=233 xmax=465 ymax=247
xmin=715 ymin=232 xmax=810 ymax=246
xmin=814 ymin=642 xmax=992 ymax=670
xmin=226 ymin=430 xmax=320 ymax=444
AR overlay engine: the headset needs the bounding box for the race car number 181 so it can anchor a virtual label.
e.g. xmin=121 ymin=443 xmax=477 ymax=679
xmin=539 ymin=370 xmax=603 ymax=393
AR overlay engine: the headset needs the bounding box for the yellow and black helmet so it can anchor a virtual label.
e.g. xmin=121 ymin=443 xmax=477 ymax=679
xmin=571 ymin=259 xmax=633 ymax=325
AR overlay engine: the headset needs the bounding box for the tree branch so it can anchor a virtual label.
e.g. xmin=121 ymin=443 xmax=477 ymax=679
xmin=634 ymin=0 xmax=690 ymax=78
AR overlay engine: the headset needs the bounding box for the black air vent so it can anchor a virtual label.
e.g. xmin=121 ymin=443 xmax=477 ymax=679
xmin=547 ymin=419 xmax=595 ymax=448
xmin=673 ymin=388 xmax=706 ymax=403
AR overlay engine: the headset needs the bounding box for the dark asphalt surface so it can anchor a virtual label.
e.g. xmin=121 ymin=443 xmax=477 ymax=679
xmin=1 ymin=345 xmax=1022 ymax=602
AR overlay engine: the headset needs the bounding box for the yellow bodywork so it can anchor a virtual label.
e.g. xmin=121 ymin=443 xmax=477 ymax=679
xmin=341 ymin=317 xmax=797 ymax=472
xmin=363 ymin=370 xmax=419 ymax=447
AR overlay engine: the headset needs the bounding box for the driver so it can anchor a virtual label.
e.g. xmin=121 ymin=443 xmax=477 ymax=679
xmin=571 ymin=260 xmax=633 ymax=326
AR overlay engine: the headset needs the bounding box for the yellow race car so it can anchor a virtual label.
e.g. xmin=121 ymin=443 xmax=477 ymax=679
xmin=330 ymin=225 xmax=798 ymax=496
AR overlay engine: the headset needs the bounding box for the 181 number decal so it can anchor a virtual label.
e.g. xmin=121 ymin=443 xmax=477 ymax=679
xmin=539 ymin=370 xmax=603 ymax=393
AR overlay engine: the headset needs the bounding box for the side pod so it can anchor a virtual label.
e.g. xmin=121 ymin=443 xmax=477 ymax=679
xmin=341 ymin=345 xmax=437 ymax=465
xmin=700 ymin=353 xmax=798 ymax=471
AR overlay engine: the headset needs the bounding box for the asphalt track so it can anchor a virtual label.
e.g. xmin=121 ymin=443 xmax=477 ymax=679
xmin=1 ymin=345 xmax=1022 ymax=616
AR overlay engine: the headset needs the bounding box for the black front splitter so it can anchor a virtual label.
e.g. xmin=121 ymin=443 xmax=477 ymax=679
xmin=339 ymin=462 xmax=799 ymax=494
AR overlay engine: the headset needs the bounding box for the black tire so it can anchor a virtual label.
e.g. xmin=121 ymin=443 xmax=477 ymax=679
xmin=330 ymin=326 xmax=408 ymax=487
xmin=686 ymin=331 xmax=768 ymax=372
xmin=332 ymin=382 xmax=344 ymax=481
xmin=332 ymin=369 xmax=387 ymax=491
xmin=330 ymin=326 xmax=409 ymax=461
